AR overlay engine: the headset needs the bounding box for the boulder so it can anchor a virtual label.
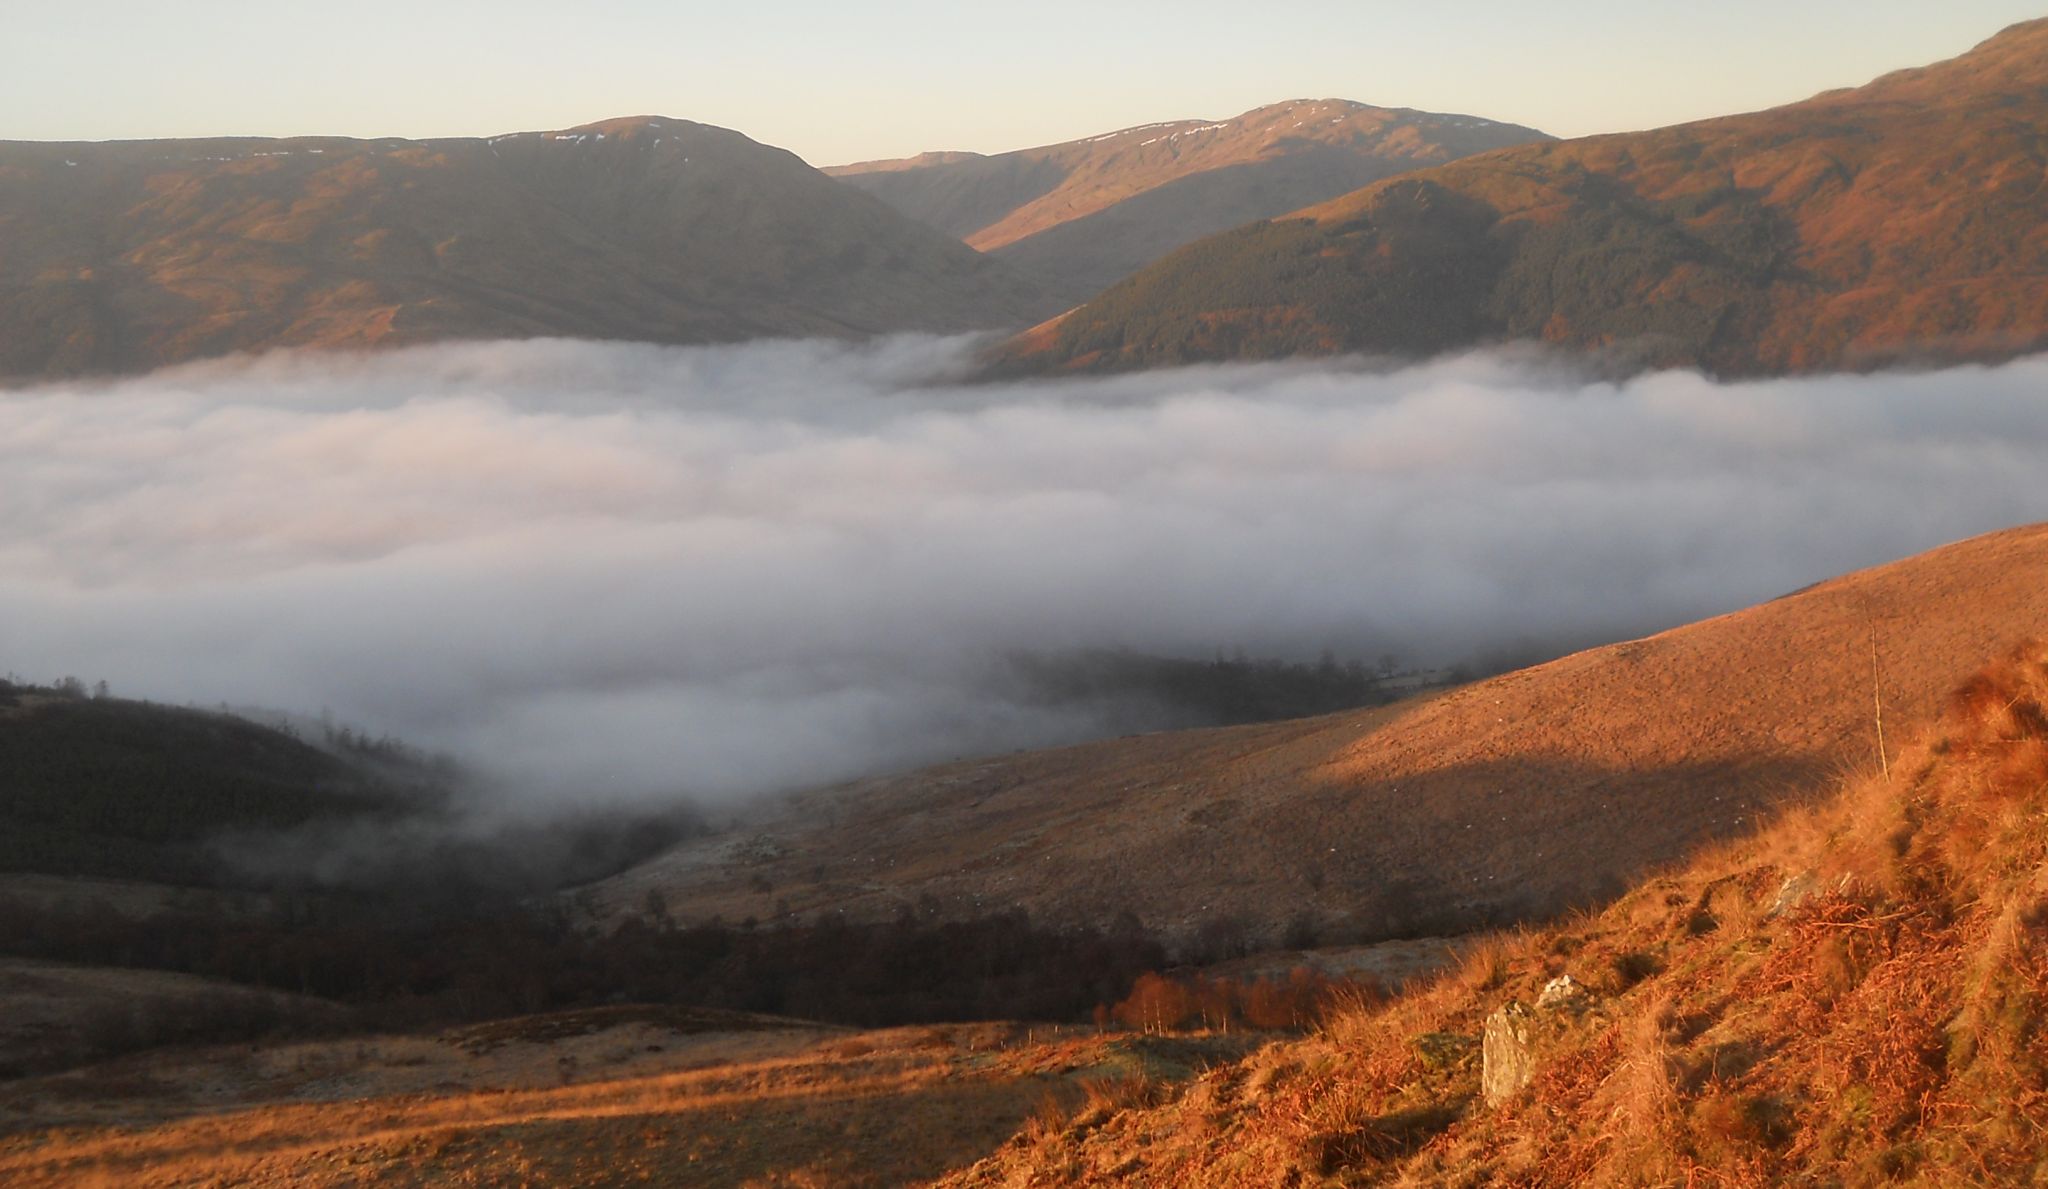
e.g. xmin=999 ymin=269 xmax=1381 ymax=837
xmin=1482 ymin=1000 xmax=1536 ymax=1106
xmin=1537 ymin=973 xmax=1590 ymax=1013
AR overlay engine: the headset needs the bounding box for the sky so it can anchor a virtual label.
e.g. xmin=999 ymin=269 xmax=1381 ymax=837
xmin=5 ymin=337 xmax=2044 ymax=816
xmin=3 ymin=2 xmax=2041 ymax=165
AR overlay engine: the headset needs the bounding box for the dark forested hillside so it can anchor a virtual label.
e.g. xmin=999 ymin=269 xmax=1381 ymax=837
xmin=0 ymin=680 xmax=424 ymax=884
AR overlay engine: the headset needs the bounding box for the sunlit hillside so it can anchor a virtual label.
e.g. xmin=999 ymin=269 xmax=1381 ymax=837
xmin=1000 ymin=18 xmax=2048 ymax=376
xmin=942 ymin=639 xmax=2048 ymax=1185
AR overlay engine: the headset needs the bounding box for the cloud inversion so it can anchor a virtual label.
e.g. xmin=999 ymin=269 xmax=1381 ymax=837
xmin=5 ymin=337 xmax=2044 ymax=810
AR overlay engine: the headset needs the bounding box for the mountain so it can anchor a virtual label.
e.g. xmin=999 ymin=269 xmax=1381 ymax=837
xmin=942 ymin=637 xmax=2048 ymax=1185
xmin=0 ymin=116 xmax=1050 ymax=382
xmin=593 ymin=522 xmax=2048 ymax=948
xmin=992 ymin=19 xmax=2048 ymax=376
xmin=827 ymin=100 xmax=1549 ymax=307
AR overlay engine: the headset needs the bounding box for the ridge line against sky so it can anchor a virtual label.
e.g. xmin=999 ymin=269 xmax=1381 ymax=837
xmin=4 ymin=2 xmax=2042 ymax=167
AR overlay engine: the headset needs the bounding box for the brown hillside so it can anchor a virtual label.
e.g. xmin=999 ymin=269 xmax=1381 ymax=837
xmin=939 ymin=638 xmax=2048 ymax=1186
xmin=595 ymin=523 xmax=2048 ymax=948
xmin=0 ymin=117 xmax=1050 ymax=382
xmin=997 ymin=19 xmax=2048 ymax=375
xmin=829 ymin=100 xmax=1547 ymax=306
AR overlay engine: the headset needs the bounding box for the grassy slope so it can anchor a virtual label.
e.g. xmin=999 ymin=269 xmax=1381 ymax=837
xmin=1001 ymin=18 xmax=2048 ymax=376
xmin=596 ymin=523 xmax=2048 ymax=949
xmin=14 ymin=636 xmax=2044 ymax=1186
xmin=0 ymin=1014 xmax=1255 ymax=1188
xmin=0 ymin=958 xmax=341 ymax=1078
xmin=940 ymin=637 xmax=2048 ymax=1186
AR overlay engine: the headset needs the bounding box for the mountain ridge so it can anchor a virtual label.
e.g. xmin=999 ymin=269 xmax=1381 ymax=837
xmin=0 ymin=115 xmax=1052 ymax=382
xmin=992 ymin=19 xmax=2048 ymax=375
xmin=829 ymin=99 xmax=1549 ymax=307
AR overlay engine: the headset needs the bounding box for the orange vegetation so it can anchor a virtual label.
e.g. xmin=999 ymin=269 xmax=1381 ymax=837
xmin=941 ymin=639 xmax=2048 ymax=1185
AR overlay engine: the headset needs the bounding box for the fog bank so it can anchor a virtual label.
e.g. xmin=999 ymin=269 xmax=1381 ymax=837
xmin=4 ymin=337 xmax=2044 ymax=811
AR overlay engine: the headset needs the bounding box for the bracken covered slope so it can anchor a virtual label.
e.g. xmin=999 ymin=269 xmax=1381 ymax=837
xmin=594 ymin=523 xmax=2048 ymax=949
xmin=994 ymin=19 xmax=2048 ymax=376
xmin=0 ymin=116 xmax=1050 ymax=382
xmin=939 ymin=637 xmax=2048 ymax=1186
xmin=829 ymin=100 xmax=1547 ymax=307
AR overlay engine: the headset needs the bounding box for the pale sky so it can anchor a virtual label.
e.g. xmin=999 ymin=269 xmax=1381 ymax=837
xmin=3 ymin=2 xmax=2041 ymax=166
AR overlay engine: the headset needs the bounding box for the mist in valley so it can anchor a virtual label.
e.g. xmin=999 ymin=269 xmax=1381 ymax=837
xmin=4 ymin=335 xmax=2045 ymax=837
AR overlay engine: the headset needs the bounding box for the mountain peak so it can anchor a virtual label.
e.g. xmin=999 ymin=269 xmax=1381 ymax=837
xmin=832 ymin=98 xmax=1548 ymax=305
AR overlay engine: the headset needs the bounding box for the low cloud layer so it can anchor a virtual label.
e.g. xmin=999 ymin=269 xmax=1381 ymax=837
xmin=5 ymin=337 xmax=2045 ymax=811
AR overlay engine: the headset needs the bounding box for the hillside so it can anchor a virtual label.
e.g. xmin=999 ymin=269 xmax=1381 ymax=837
xmin=993 ymin=18 xmax=2048 ymax=376
xmin=0 ymin=116 xmax=1050 ymax=382
xmin=829 ymin=100 xmax=1547 ymax=306
xmin=0 ymin=681 xmax=427 ymax=885
xmin=593 ymin=522 xmax=2048 ymax=949
xmin=12 ymin=621 xmax=2045 ymax=1186
xmin=941 ymin=638 xmax=2048 ymax=1185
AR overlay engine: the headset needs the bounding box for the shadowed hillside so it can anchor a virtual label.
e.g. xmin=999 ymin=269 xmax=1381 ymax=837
xmin=830 ymin=100 xmax=1547 ymax=306
xmin=0 ymin=681 xmax=430 ymax=885
xmin=994 ymin=19 xmax=2048 ymax=376
xmin=594 ymin=523 xmax=2048 ymax=949
xmin=940 ymin=638 xmax=2048 ymax=1185
xmin=0 ymin=117 xmax=1050 ymax=382
xmin=0 ymin=680 xmax=710 ymax=900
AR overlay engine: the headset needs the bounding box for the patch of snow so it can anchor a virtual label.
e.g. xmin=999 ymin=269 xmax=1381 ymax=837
xmin=1082 ymin=120 xmax=1182 ymax=144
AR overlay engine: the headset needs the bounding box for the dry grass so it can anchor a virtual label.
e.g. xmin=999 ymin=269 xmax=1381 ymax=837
xmin=597 ymin=523 xmax=2048 ymax=954
xmin=938 ymin=638 xmax=2048 ymax=1186
xmin=0 ymin=1012 xmax=1255 ymax=1188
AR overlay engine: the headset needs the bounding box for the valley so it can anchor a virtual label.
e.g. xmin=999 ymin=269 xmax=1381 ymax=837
xmin=6 ymin=10 xmax=2048 ymax=1186
xmin=594 ymin=523 xmax=2048 ymax=948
